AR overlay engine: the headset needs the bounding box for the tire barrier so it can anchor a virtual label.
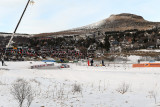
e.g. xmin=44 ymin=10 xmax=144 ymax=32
xmin=31 ymin=63 xmax=54 ymax=69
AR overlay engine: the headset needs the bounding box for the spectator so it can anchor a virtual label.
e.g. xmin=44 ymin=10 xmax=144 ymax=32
xmin=1 ymin=56 xmax=4 ymax=66
xmin=102 ymin=60 xmax=105 ymax=66
xmin=90 ymin=59 xmax=94 ymax=66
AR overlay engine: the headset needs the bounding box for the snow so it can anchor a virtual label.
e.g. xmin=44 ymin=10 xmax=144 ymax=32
xmin=81 ymin=19 xmax=106 ymax=29
xmin=127 ymin=55 xmax=141 ymax=63
xmin=72 ymin=19 xmax=106 ymax=30
xmin=137 ymin=49 xmax=160 ymax=52
xmin=0 ymin=60 xmax=160 ymax=107
xmin=0 ymin=33 xmax=34 ymax=37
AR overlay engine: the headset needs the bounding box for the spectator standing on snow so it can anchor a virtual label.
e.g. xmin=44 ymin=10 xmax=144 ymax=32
xmin=102 ymin=60 xmax=105 ymax=66
xmin=1 ymin=56 xmax=4 ymax=66
xmin=60 ymin=59 xmax=63 ymax=63
xmin=90 ymin=59 xmax=94 ymax=66
xmin=87 ymin=59 xmax=90 ymax=66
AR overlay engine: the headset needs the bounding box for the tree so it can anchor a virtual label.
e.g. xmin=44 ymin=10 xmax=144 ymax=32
xmin=10 ymin=79 xmax=34 ymax=107
xmin=99 ymin=42 xmax=104 ymax=48
xmin=104 ymin=35 xmax=110 ymax=51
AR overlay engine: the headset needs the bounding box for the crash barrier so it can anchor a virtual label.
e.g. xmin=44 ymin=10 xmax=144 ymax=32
xmin=133 ymin=63 xmax=160 ymax=68
xmin=31 ymin=63 xmax=54 ymax=69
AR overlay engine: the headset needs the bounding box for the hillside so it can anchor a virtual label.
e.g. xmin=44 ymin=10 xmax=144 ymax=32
xmin=35 ymin=13 xmax=160 ymax=37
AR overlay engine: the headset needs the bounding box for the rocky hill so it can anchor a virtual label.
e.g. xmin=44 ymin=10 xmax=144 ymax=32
xmin=35 ymin=13 xmax=160 ymax=37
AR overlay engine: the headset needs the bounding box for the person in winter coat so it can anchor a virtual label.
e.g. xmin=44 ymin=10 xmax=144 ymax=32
xmin=90 ymin=59 xmax=94 ymax=66
xmin=1 ymin=57 xmax=4 ymax=66
xmin=102 ymin=60 xmax=105 ymax=66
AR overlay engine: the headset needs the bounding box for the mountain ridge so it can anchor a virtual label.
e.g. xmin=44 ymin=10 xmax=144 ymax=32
xmin=35 ymin=13 xmax=160 ymax=37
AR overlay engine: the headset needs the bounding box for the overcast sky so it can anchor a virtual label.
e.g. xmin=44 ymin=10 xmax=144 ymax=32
xmin=0 ymin=0 xmax=160 ymax=34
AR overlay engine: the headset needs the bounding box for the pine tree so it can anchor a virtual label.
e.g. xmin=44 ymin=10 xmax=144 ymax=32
xmin=104 ymin=35 xmax=110 ymax=51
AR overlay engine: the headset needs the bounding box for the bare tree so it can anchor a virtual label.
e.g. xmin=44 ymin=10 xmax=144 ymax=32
xmin=149 ymin=90 xmax=158 ymax=104
xmin=10 ymin=79 xmax=34 ymax=107
xmin=116 ymin=82 xmax=130 ymax=94
xmin=72 ymin=83 xmax=82 ymax=94
xmin=26 ymin=90 xmax=34 ymax=107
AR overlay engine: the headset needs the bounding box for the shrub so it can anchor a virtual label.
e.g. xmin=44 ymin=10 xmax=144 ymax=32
xmin=116 ymin=82 xmax=130 ymax=94
xmin=10 ymin=79 xmax=34 ymax=107
xmin=72 ymin=83 xmax=82 ymax=94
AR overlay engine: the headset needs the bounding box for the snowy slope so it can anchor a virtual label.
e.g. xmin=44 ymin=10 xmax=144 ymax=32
xmin=78 ymin=19 xmax=106 ymax=29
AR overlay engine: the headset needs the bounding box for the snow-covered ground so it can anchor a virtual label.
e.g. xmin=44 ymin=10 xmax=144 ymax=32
xmin=0 ymin=60 xmax=160 ymax=107
xmin=137 ymin=49 xmax=160 ymax=52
